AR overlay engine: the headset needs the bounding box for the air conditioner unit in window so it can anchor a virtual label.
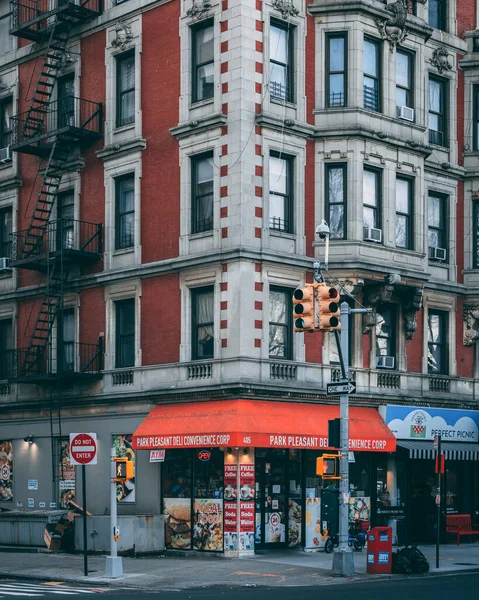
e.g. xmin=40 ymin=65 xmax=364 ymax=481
xmin=0 ymin=147 xmax=11 ymax=164
xmin=429 ymin=247 xmax=447 ymax=261
xmin=377 ymin=355 xmax=395 ymax=369
xmin=363 ymin=227 xmax=382 ymax=243
xmin=397 ymin=106 xmax=414 ymax=122
xmin=0 ymin=257 xmax=11 ymax=271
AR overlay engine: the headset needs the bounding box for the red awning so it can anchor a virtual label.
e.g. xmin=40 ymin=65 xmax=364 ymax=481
xmin=132 ymin=400 xmax=396 ymax=452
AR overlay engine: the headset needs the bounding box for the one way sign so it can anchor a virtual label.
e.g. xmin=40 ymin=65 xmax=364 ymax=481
xmin=326 ymin=381 xmax=356 ymax=396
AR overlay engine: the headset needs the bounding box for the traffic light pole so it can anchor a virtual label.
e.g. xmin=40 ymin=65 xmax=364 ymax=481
xmin=332 ymin=302 xmax=371 ymax=577
xmin=105 ymin=447 xmax=123 ymax=578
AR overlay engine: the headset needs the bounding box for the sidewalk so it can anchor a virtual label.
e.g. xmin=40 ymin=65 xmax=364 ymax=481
xmin=0 ymin=543 xmax=478 ymax=590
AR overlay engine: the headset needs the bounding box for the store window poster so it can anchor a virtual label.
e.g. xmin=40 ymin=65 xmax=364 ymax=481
xmin=0 ymin=440 xmax=13 ymax=501
xmin=58 ymin=439 xmax=75 ymax=509
xmin=349 ymin=497 xmax=371 ymax=522
xmin=112 ymin=434 xmax=136 ymax=503
xmin=193 ymin=499 xmax=224 ymax=551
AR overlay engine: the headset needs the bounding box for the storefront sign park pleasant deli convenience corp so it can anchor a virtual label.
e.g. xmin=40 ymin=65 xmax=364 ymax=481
xmin=132 ymin=400 xmax=396 ymax=452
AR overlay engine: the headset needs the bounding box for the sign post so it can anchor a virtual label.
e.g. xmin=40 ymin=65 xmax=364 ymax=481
xmin=435 ymin=434 xmax=442 ymax=569
xmin=69 ymin=433 xmax=97 ymax=578
xmin=105 ymin=447 xmax=123 ymax=578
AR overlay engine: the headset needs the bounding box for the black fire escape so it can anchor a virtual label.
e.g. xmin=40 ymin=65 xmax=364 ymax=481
xmin=6 ymin=0 xmax=104 ymax=383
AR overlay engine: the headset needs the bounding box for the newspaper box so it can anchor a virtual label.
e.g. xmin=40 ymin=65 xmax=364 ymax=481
xmin=366 ymin=526 xmax=392 ymax=574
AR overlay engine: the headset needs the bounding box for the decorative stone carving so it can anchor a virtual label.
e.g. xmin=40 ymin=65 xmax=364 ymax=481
xmin=403 ymin=287 xmax=423 ymax=340
xmin=463 ymin=304 xmax=479 ymax=346
xmin=186 ymin=0 xmax=212 ymax=20
xmin=430 ymin=46 xmax=453 ymax=73
xmin=0 ymin=77 xmax=8 ymax=91
xmin=111 ymin=22 xmax=133 ymax=50
xmin=376 ymin=0 xmax=408 ymax=52
xmin=362 ymin=283 xmax=394 ymax=333
xmin=271 ymin=0 xmax=299 ymax=19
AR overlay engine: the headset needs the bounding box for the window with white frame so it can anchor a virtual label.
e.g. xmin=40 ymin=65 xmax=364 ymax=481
xmin=326 ymin=32 xmax=347 ymax=108
xmin=427 ymin=310 xmax=448 ymax=374
xmin=0 ymin=207 xmax=12 ymax=259
xmin=116 ymin=52 xmax=135 ymax=128
xmin=396 ymin=177 xmax=413 ymax=250
xmin=0 ymin=3 xmax=13 ymax=54
xmin=191 ymin=152 xmax=214 ymax=234
xmin=192 ymin=20 xmax=214 ymax=103
xmin=428 ymin=0 xmax=447 ymax=31
xmin=269 ymin=287 xmax=292 ymax=359
xmin=115 ymin=175 xmax=135 ymax=250
xmin=364 ymin=38 xmax=381 ymax=112
xmin=192 ymin=286 xmax=214 ymax=360
xmin=326 ymin=163 xmax=346 ymax=240
xmin=269 ymin=152 xmax=293 ymax=233
xmin=396 ymin=50 xmax=414 ymax=119
xmin=428 ymin=192 xmax=447 ymax=262
xmin=0 ymin=97 xmax=13 ymax=149
xmin=376 ymin=305 xmax=396 ymax=369
xmin=115 ymin=298 xmax=135 ymax=368
xmin=0 ymin=318 xmax=13 ymax=380
xmin=429 ymin=76 xmax=447 ymax=147
xmin=270 ymin=20 xmax=294 ymax=102
xmin=363 ymin=167 xmax=381 ymax=239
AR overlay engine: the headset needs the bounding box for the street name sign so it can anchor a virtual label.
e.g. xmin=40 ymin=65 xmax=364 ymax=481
xmin=70 ymin=432 xmax=98 ymax=466
xmin=326 ymin=381 xmax=356 ymax=396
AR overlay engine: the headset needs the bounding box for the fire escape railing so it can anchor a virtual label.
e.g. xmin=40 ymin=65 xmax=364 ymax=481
xmin=11 ymin=219 xmax=103 ymax=264
xmin=11 ymin=97 xmax=103 ymax=152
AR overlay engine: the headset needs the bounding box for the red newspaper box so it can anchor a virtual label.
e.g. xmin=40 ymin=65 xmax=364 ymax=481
xmin=366 ymin=526 xmax=392 ymax=574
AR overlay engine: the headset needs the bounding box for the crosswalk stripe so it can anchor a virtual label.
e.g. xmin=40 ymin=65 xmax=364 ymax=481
xmin=0 ymin=592 xmax=43 ymax=597
xmin=0 ymin=583 xmax=98 ymax=593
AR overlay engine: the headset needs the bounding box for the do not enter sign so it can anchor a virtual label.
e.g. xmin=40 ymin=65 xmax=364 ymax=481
xmin=70 ymin=433 xmax=97 ymax=466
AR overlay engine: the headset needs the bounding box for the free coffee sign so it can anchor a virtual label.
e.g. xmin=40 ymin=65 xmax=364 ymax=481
xmin=70 ymin=433 xmax=97 ymax=466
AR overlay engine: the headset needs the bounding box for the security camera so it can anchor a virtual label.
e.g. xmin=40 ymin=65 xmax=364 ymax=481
xmin=316 ymin=220 xmax=330 ymax=239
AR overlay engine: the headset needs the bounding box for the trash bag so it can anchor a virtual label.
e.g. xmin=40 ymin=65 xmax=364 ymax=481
xmin=398 ymin=545 xmax=430 ymax=574
xmin=392 ymin=550 xmax=412 ymax=574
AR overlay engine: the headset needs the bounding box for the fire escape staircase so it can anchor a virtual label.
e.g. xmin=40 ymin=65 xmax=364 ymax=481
xmin=8 ymin=1 xmax=104 ymax=382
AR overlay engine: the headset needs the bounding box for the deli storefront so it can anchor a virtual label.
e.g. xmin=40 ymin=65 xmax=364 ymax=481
xmin=132 ymin=400 xmax=396 ymax=556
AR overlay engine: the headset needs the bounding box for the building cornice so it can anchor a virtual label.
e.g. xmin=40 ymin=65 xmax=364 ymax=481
xmin=255 ymin=112 xmax=315 ymax=139
xmin=0 ymin=175 xmax=21 ymax=193
xmin=170 ymin=113 xmax=228 ymax=140
xmin=96 ymin=137 xmax=147 ymax=161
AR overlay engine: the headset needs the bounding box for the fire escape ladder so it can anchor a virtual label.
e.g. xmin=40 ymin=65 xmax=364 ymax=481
xmin=21 ymin=265 xmax=63 ymax=376
xmin=23 ymin=25 xmax=72 ymax=141
xmin=23 ymin=141 xmax=70 ymax=259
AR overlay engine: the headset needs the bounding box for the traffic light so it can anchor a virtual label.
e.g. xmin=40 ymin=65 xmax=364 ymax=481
xmin=293 ymin=284 xmax=316 ymax=332
xmin=113 ymin=457 xmax=134 ymax=482
xmin=328 ymin=418 xmax=341 ymax=449
xmin=318 ymin=284 xmax=341 ymax=331
xmin=316 ymin=454 xmax=340 ymax=479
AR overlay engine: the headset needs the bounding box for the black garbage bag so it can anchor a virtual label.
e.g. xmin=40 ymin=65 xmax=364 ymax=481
xmin=392 ymin=550 xmax=412 ymax=574
xmin=398 ymin=545 xmax=430 ymax=574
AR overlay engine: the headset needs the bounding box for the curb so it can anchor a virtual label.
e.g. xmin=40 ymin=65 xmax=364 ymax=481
xmin=1 ymin=566 xmax=479 ymax=591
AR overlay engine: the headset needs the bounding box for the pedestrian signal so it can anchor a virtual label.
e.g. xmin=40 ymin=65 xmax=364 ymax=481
xmin=113 ymin=457 xmax=134 ymax=482
xmin=316 ymin=454 xmax=340 ymax=479
xmin=318 ymin=285 xmax=341 ymax=331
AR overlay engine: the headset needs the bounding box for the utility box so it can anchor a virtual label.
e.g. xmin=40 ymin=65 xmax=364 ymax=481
xmin=366 ymin=526 xmax=392 ymax=574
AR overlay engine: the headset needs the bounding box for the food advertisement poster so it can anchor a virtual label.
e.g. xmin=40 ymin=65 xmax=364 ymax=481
xmin=239 ymin=502 xmax=255 ymax=533
xmin=224 ymin=502 xmax=237 ymax=532
xmin=288 ymin=499 xmax=302 ymax=547
xmin=265 ymin=511 xmax=286 ymax=543
xmin=113 ymin=434 xmax=135 ymax=503
xmin=239 ymin=463 xmax=254 ymax=501
xmin=164 ymin=498 xmax=191 ymax=549
xmin=224 ymin=464 xmax=237 ymax=500
xmin=349 ymin=496 xmax=371 ymax=522
xmin=305 ymin=498 xmax=321 ymax=549
xmin=58 ymin=439 xmax=75 ymax=509
xmin=193 ymin=499 xmax=224 ymax=551
xmin=0 ymin=440 xmax=13 ymax=501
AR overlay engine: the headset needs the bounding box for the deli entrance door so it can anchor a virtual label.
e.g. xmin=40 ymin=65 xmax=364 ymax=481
xmin=255 ymin=450 xmax=288 ymax=548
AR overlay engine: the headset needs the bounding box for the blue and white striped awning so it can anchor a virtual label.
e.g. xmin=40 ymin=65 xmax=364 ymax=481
xmin=397 ymin=440 xmax=479 ymax=460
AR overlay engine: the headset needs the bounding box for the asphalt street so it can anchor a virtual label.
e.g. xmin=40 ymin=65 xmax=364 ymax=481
xmin=1 ymin=572 xmax=479 ymax=599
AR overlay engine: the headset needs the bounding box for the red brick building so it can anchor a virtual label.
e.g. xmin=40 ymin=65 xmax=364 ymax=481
xmin=0 ymin=0 xmax=478 ymax=554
